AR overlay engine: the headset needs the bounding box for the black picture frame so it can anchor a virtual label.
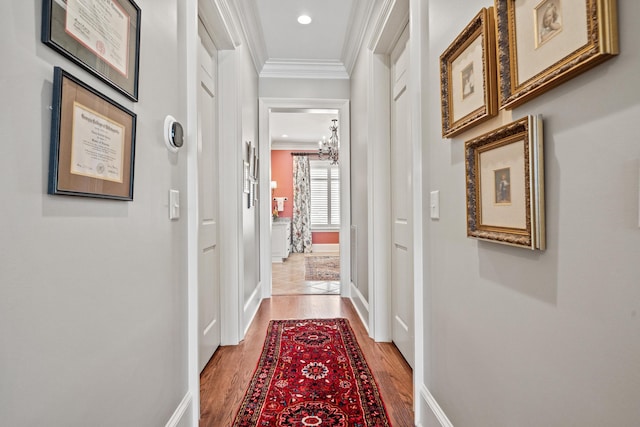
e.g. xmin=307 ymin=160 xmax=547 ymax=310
xmin=42 ymin=0 xmax=142 ymax=101
xmin=48 ymin=67 xmax=137 ymax=200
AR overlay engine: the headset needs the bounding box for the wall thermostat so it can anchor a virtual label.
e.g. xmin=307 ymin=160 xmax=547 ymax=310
xmin=164 ymin=115 xmax=184 ymax=152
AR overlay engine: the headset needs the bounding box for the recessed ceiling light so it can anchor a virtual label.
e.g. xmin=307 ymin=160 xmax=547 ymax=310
xmin=282 ymin=134 xmax=288 ymax=138
xmin=297 ymin=15 xmax=312 ymax=25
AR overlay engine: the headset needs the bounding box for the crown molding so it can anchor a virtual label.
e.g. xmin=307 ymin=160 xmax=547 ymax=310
xmin=341 ymin=0 xmax=377 ymax=76
xmin=260 ymin=59 xmax=349 ymax=79
xmin=230 ymin=0 xmax=268 ymax=74
xmin=271 ymin=141 xmax=319 ymax=150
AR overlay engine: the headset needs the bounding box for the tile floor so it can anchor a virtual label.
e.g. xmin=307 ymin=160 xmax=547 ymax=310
xmin=272 ymin=253 xmax=340 ymax=295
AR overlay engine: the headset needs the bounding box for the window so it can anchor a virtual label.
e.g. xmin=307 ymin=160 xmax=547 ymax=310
xmin=310 ymin=160 xmax=340 ymax=229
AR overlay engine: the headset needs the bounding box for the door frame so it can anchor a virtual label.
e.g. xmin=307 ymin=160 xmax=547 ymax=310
xmin=258 ymin=98 xmax=351 ymax=301
xmin=368 ymin=0 xmax=428 ymax=424
xmin=185 ymin=0 xmax=239 ymax=424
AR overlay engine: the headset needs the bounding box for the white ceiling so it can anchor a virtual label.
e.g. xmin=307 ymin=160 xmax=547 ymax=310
xmin=236 ymin=0 xmax=370 ymax=149
xmin=270 ymin=111 xmax=339 ymax=150
xmin=255 ymin=0 xmax=354 ymax=62
xmin=241 ymin=0 xmax=373 ymax=78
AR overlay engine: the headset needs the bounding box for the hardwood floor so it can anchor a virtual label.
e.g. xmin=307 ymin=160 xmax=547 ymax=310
xmin=199 ymin=295 xmax=414 ymax=426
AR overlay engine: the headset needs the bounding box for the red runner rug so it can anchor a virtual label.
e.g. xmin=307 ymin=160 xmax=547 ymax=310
xmin=232 ymin=318 xmax=391 ymax=426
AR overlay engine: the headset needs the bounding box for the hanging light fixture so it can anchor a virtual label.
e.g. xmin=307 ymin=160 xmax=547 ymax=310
xmin=318 ymin=119 xmax=339 ymax=165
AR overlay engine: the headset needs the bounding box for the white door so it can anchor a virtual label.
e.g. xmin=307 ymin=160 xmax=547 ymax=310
xmin=390 ymin=28 xmax=414 ymax=368
xmin=198 ymin=22 xmax=220 ymax=372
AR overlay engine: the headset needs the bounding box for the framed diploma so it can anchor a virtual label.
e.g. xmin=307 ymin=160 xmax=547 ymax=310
xmin=42 ymin=0 xmax=142 ymax=101
xmin=48 ymin=67 xmax=137 ymax=201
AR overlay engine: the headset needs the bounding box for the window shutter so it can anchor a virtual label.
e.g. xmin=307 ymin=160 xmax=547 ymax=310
xmin=330 ymin=165 xmax=340 ymax=226
xmin=310 ymin=160 xmax=340 ymax=228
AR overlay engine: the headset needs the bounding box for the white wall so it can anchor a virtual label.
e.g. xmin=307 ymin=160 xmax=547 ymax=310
xmin=422 ymin=0 xmax=640 ymax=425
xmin=240 ymin=42 xmax=261 ymax=318
xmin=259 ymin=77 xmax=350 ymax=99
xmin=349 ymin=45 xmax=370 ymax=304
xmin=0 ymin=1 xmax=191 ymax=426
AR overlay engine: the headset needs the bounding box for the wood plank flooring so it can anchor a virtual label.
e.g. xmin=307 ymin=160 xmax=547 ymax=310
xmin=199 ymin=295 xmax=414 ymax=426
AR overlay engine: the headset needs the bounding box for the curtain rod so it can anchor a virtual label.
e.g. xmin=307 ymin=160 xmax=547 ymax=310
xmin=290 ymin=152 xmax=319 ymax=156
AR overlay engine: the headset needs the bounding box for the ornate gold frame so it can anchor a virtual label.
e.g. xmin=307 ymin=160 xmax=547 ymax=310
xmin=440 ymin=7 xmax=498 ymax=138
xmin=495 ymin=0 xmax=619 ymax=109
xmin=465 ymin=115 xmax=545 ymax=249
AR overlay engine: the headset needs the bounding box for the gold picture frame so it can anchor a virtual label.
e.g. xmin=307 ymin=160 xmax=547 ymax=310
xmin=440 ymin=7 xmax=498 ymax=138
xmin=495 ymin=0 xmax=619 ymax=110
xmin=465 ymin=115 xmax=545 ymax=249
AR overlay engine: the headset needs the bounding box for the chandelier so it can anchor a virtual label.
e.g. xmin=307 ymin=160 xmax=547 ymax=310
xmin=318 ymin=119 xmax=339 ymax=165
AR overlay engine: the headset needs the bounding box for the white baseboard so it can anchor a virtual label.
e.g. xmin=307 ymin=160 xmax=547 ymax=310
xmin=243 ymin=282 xmax=263 ymax=336
xmin=349 ymin=282 xmax=370 ymax=334
xmin=165 ymin=392 xmax=192 ymax=427
xmin=311 ymin=243 xmax=339 ymax=252
xmin=417 ymin=384 xmax=454 ymax=427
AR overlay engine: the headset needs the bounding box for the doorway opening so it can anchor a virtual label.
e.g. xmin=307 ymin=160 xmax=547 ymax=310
xmin=269 ymin=110 xmax=341 ymax=296
xmin=258 ymin=99 xmax=351 ymax=301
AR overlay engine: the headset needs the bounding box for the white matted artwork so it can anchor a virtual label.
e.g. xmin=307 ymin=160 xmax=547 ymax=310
xmin=452 ymin=37 xmax=484 ymax=122
xmin=495 ymin=0 xmax=619 ymax=109
xmin=479 ymin=139 xmax=526 ymax=229
xmin=465 ymin=115 xmax=545 ymax=249
xmin=440 ymin=7 xmax=497 ymax=138
xmin=516 ymin=0 xmax=587 ymax=84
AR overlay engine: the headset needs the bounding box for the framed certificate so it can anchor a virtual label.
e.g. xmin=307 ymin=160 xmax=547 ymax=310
xmin=48 ymin=67 xmax=137 ymax=200
xmin=42 ymin=0 xmax=142 ymax=101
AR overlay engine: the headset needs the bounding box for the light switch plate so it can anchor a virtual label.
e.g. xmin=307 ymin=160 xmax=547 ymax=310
xmin=169 ymin=189 xmax=180 ymax=220
xmin=430 ymin=190 xmax=440 ymax=219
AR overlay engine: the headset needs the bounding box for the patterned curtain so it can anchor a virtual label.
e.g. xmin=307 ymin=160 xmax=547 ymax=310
xmin=292 ymin=155 xmax=313 ymax=253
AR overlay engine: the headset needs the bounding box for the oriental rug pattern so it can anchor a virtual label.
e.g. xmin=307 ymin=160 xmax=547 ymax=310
xmin=304 ymin=255 xmax=340 ymax=281
xmin=232 ymin=318 xmax=391 ymax=426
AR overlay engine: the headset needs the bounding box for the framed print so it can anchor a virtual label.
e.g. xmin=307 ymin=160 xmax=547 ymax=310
xmin=48 ymin=67 xmax=137 ymax=200
xmin=42 ymin=0 xmax=142 ymax=101
xmin=245 ymin=140 xmax=252 ymax=162
xmin=495 ymin=0 xmax=618 ymax=109
xmin=253 ymin=155 xmax=259 ymax=181
xmin=248 ymin=179 xmax=255 ymax=208
xmin=465 ymin=115 xmax=545 ymax=249
xmin=243 ymin=161 xmax=250 ymax=194
xmin=253 ymin=181 xmax=259 ymax=204
xmin=440 ymin=7 xmax=498 ymax=138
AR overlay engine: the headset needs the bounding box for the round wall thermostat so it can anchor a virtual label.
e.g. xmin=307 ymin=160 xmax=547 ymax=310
xmin=164 ymin=115 xmax=184 ymax=152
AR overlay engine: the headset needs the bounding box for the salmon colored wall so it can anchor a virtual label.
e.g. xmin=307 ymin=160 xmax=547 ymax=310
xmin=270 ymin=150 xmax=339 ymax=244
xmin=312 ymin=231 xmax=339 ymax=244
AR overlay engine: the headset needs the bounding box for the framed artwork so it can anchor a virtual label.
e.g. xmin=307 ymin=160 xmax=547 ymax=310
xmin=48 ymin=67 xmax=137 ymax=200
xmin=243 ymin=161 xmax=250 ymax=194
xmin=440 ymin=7 xmax=498 ymax=138
xmin=42 ymin=0 xmax=142 ymax=101
xmin=245 ymin=140 xmax=252 ymax=162
xmin=248 ymin=179 xmax=255 ymax=208
xmin=495 ymin=0 xmax=619 ymax=109
xmin=253 ymin=181 xmax=259 ymax=205
xmin=253 ymin=155 xmax=259 ymax=181
xmin=465 ymin=115 xmax=545 ymax=249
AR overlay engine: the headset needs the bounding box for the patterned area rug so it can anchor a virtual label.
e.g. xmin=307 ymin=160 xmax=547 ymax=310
xmin=304 ymin=255 xmax=340 ymax=281
xmin=232 ymin=318 xmax=391 ymax=426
